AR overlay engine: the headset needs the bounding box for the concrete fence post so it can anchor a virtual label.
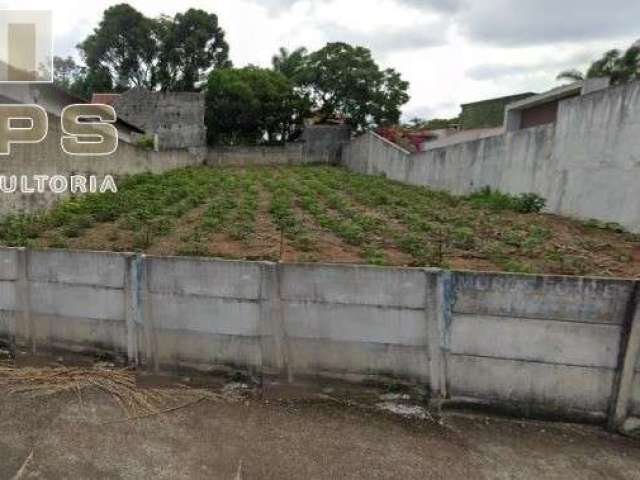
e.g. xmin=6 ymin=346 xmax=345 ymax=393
xmin=138 ymin=254 xmax=160 ymax=372
xmin=608 ymin=281 xmax=640 ymax=432
xmin=14 ymin=247 xmax=34 ymax=354
xmin=425 ymin=269 xmax=454 ymax=404
xmin=123 ymin=253 xmax=143 ymax=367
xmin=259 ymin=262 xmax=291 ymax=381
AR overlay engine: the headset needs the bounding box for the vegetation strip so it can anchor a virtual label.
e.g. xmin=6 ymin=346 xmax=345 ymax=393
xmin=0 ymin=165 xmax=637 ymax=277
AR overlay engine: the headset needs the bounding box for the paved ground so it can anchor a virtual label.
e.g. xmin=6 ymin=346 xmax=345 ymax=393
xmin=1 ymin=374 xmax=639 ymax=480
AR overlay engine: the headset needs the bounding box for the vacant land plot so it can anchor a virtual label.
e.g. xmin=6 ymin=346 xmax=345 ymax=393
xmin=1 ymin=165 xmax=638 ymax=277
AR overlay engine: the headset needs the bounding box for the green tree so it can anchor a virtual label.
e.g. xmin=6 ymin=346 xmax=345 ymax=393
xmin=156 ymin=9 xmax=231 ymax=91
xmin=297 ymin=42 xmax=409 ymax=131
xmin=272 ymin=46 xmax=307 ymax=80
xmin=53 ymin=56 xmax=81 ymax=91
xmin=52 ymin=55 xmax=112 ymax=100
xmin=205 ymin=66 xmax=308 ymax=145
xmin=78 ymin=4 xmax=231 ymax=92
xmin=555 ymin=69 xmax=585 ymax=82
xmin=71 ymin=67 xmax=114 ymax=100
xmin=78 ymin=3 xmax=158 ymax=89
xmin=557 ymin=40 xmax=640 ymax=85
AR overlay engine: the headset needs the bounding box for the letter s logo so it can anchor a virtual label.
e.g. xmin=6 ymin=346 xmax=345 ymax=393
xmin=61 ymin=104 xmax=118 ymax=156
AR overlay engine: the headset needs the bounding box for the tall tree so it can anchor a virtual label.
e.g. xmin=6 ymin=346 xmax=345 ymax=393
xmin=77 ymin=4 xmax=231 ymax=92
xmin=297 ymin=42 xmax=409 ymax=131
xmin=205 ymin=66 xmax=308 ymax=145
xmin=53 ymin=56 xmax=81 ymax=91
xmin=557 ymin=40 xmax=640 ymax=85
xmin=272 ymin=46 xmax=307 ymax=80
xmin=156 ymin=9 xmax=231 ymax=91
xmin=78 ymin=3 xmax=158 ymax=90
xmin=52 ymin=55 xmax=112 ymax=100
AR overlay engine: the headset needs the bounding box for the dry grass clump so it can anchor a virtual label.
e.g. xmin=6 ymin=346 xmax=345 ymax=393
xmin=0 ymin=363 xmax=174 ymax=417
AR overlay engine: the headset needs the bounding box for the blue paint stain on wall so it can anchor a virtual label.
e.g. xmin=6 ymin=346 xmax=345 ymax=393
xmin=440 ymin=270 xmax=457 ymax=351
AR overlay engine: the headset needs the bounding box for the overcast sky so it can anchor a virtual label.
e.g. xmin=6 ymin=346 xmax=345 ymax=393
xmin=2 ymin=0 xmax=639 ymax=119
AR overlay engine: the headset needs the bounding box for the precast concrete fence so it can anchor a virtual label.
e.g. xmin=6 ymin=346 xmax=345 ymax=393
xmin=0 ymin=247 xmax=639 ymax=432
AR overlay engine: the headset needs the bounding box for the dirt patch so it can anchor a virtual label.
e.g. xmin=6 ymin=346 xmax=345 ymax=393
xmin=287 ymin=201 xmax=365 ymax=264
xmin=144 ymin=205 xmax=206 ymax=256
xmin=66 ymin=222 xmax=134 ymax=252
xmin=0 ymin=360 xmax=639 ymax=480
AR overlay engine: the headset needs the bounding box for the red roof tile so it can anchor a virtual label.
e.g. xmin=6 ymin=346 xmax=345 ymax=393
xmin=91 ymin=93 xmax=121 ymax=105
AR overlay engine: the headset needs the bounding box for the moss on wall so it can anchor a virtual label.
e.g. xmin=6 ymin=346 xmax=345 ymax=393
xmin=461 ymin=93 xmax=535 ymax=129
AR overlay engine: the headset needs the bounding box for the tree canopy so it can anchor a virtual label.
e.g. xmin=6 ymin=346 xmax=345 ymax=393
xmin=557 ymin=40 xmax=640 ymax=85
xmin=293 ymin=42 xmax=410 ymax=131
xmin=58 ymin=4 xmax=413 ymax=142
xmin=205 ymin=67 xmax=307 ymax=145
xmin=79 ymin=4 xmax=158 ymax=89
xmin=272 ymin=47 xmax=308 ymax=81
xmin=53 ymin=56 xmax=112 ymax=100
xmin=156 ymin=9 xmax=231 ymax=91
xmin=77 ymin=4 xmax=230 ymax=92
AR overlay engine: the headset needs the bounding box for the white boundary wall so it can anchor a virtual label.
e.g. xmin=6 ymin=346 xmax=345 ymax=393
xmin=342 ymin=81 xmax=640 ymax=233
xmin=0 ymin=247 xmax=639 ymax=431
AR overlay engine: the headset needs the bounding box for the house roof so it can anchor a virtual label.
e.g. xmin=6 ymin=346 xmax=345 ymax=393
xmin=506 ymin=82 xmax=583 ymax=111
xmin=91 ymin=93 xmax=121 ymax=105
xmin=421 ymin=127 xmax=503 ymax=151
xmin=461 ymin=92 xmax=536 ymax=108
xmin=0 ymin=84 xmax=145 ymax=134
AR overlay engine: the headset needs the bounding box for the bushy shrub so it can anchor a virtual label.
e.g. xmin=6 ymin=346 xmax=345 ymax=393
xmin=136 ymin=135 xmax=155 ymax=150
xmin=512 ymin=193 xmax=546 ymax=213
xmin=468 ymin=187 xmax=546 ymax=213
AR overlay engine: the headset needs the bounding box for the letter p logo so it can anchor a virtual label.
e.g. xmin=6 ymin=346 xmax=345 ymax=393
xmin=0 ymin=104 xmax=48 ymax=155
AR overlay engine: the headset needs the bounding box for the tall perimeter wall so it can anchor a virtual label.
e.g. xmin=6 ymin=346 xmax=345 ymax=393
xmin=1 ymin=247 xmax=639 ymax=432
xmin=342 ymin=81 xmax=640 ymax=233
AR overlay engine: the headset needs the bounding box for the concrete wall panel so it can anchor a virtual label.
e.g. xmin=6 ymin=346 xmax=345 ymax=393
xmin=29 ymin=250 xmax=126 ymax=288
xmin=29 ymin=314 xmax=127 ymax=353
xmin=284 ymin=301 xmax=427 ymax=347
xmin=281 ymin=264 xmax=428 ymax=308
xmin=448 ymin=354 xmax=614 ymax=413
xmin=453 ymin=272 xmax=632 ymax=324
xmin=0 ymin=249 xmax=18 ymax=280
xmin=0 ymin=311 xmax=12 ymax=338
xmin=0 ymin=280 xmax=16 ymax=311
xmin=450 ymin=313 xmax=621 ymax=368
xmin=147 ymin=257 xmax=261 ymax=300
xmin=288 ymin=338 xmax=429 ymax=380
xmin=154 ymin=330 xmax=261 ymax=369
xmin=150 ymin=293 xmax=260 ymax=337
xmin=30 ymin=282 xmax=125 ymax=321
